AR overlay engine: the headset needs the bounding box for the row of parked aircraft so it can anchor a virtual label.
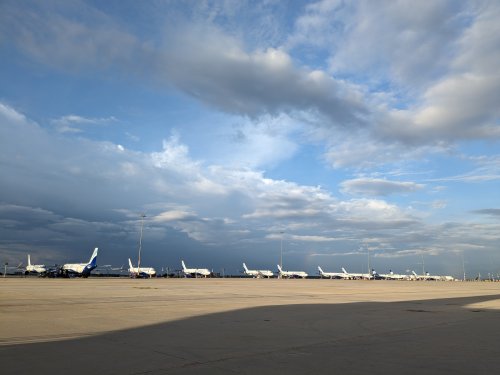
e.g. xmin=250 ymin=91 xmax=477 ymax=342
xmin=22 ymin=248 xmax=100 ymax=278
xmin=317 ymin=266 xmax=455 ymax=281
xmin=17 ymin=247 xmax=454 ymax=280
xmin=19 ymin=248 xmax=209 ymax=279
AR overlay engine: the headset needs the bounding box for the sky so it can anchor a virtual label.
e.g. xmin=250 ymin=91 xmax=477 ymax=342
xmin=1 ymin=0 xmax=499 ymax=278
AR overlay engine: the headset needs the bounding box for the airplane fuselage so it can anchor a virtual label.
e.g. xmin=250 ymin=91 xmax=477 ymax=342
xmin=26 ymin=265 xmax=47 ymax=274
xmin=278 ymin=266 xmax=308 ymax=278
xmin=183 ymin=268 xmax=211 ymax=277
xmin=182 ymin=261 xmax=211 ymax=277
xmin=243 ymin=263 xmax=273 ymax=278
xmin=318 ymin=267 xmax=348 ymax=279
xmin=62 ymin=262 xmax=96 ymax=276
xmin=129 ymin=266 xmax=156 ymax=278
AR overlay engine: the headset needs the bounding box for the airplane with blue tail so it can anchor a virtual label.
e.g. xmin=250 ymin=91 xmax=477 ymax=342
xmin=61 ymin=247 xmax=98 ymax=278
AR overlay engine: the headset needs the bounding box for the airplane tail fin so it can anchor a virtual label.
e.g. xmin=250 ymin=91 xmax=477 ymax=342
xmin=318 ymin=266 xmax=324 ymax=274
xmin=342 ymin=267 xmax=348 ymax=274
xmin=277 ymin=264 xmax=282 ymax=272
xmin=128 ymin=258 xmax=133 ymax=269
xmin=88 ymin=247 xmax=98 ymax=268
xmin=28 ymin=254 xmax=31 ymax=267
xmin=181 ymin=260 xmax=187 ymax=271
xmin=243 ymin=263 xmax=249 ymax=272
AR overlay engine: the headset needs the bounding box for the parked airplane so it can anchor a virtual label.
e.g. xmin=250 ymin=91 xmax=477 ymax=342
xmin=243 ymin=263 xmax=274 ymax=278
xmin=411 ymin=271 xmax=433 ymax=280
xmin=341 ymin=267 xmax=377 ymax=280
xmin=181 ymin=260 xmax=211 ymax=278
xmin=411 ymin=271 xmax=454 ymax=281
xmin=379 ymin=270 xmax=409 ymax=280
xmin=25 ymin=254 xmax=47 ymax=275
xmin=277 ymin=265 xmax=308 ymax=279
xmin=128 ymin=258 xmax=156 ymax=278
xmin=317 ymin=266 xmax=349 ymax=279
xmin=441 ymin=275 xmax=456 ymax=281
xmin=61 ymin=247 xmax=98 ymax=278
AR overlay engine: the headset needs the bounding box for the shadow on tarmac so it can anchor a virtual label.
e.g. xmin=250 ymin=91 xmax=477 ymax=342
xmin=1 ymin=294 xmax=500 ymax=374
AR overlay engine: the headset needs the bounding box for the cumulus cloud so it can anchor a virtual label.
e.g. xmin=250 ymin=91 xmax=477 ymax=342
xmin=0 ymin=102 xmax=423 ymax=261
xmin=161 ymin=31 xmax=369 ymax=127
xmin=1 ymin=102 xmax=498 ymax=274
xmin=374 ymin=2 xmax=500 ymax=143
xmin=289 ymin=0 xmax=500 ymax=155
xmin=333 ymin=1 xmax=465 ymax=88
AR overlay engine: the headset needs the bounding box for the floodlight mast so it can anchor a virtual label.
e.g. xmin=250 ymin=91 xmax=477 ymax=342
xmin=421 ymin=254 xmax=425 ymax=277
xmin=367 ymin=248 xmax=371 ymax=280
xmin=280 ymin=231 xmax=284 ymax=278
xmin=137 ymin=213 xmax=146 ymax=273
xmin=462 ymin=252 xmax=466 ymax=281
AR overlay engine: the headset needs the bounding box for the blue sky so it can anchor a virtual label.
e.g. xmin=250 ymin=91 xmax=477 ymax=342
xmin=1 ymin=0 xmax=499 ymax=278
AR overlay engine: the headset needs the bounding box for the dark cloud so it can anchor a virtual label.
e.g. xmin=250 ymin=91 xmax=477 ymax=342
xmin=472 ymin=209 xmax=500 ymax=217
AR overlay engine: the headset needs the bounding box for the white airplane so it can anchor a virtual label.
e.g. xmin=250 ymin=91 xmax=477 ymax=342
xmin=277 ymin=265 xmax=308 ymax=279
xmin=379 ymin=270 xmax=409 ymax=280
xmin=25 ymin=254 xmax=47 ymax=275
xmin=181 ymin=260 xmax=211 ymax=278
xmin=341 ymin=267 xmax=377 ymax=280
xmin=411 ymin=271 xmax=453 ymax=281
xmin=441 ymin=275 xmax=456 ymax=281
xmin=61 ymin=247 xmax=98 ymax=278
xmin=411 ymin=271 xmax=439 ymax=281
xmin=243 ymin=263 xmax=274 ymax=278
xmin=128 ymin=258 xmax=156 ymax=278
xmin=317 ymin=266 xmax=349 ymax=279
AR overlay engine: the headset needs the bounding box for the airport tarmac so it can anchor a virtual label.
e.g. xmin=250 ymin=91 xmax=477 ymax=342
xmin=1 ymin=278 xmax=499 ymax=374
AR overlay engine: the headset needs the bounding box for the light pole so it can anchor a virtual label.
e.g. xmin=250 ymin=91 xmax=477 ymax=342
xmin=421 ymin=254 xmax=425 ymax=277
xmin=462 ymin=252 xmax=466 ymax=281
xmin=137 ymin=213 xmax=146 ymax=274
xmin=280 ymin=231 xmax=284 ymax=274
xmin=367 ymin=248 xmax=371 ymax=280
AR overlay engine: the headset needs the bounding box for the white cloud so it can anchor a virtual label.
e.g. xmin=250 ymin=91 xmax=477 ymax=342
xmin=2 ymin=2 xmax=370 ymax=131
xmin=51 ymin=115 xmax=117 ymax=133
xmin=289 ymin=0 xmax=500 ymax=152
xmin=289 ymin=234 xmax=338 ymax=242
xmin=336 ymin=199 xmax=417 ymax=226
xmin=4 ymin=0 xmax=499 ymax=167
xmin=0 ymin=102 xmax=424 ymax=257
xmin=0 ymin=102 xmax=27 ymax=123
xmin=340 ymin=178 xmax=424 ymax=196
xmin=153 ymin=209 xmax=197 ymax=222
